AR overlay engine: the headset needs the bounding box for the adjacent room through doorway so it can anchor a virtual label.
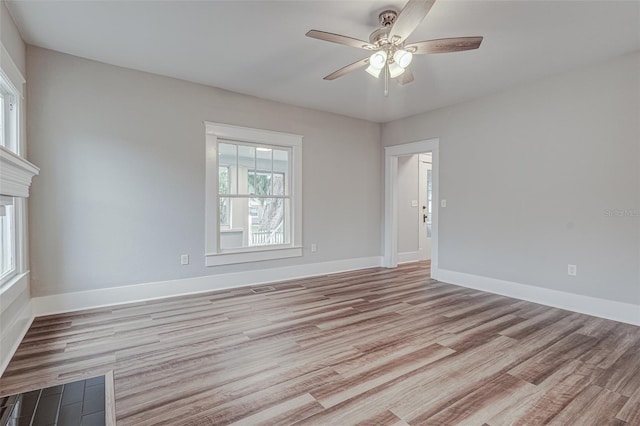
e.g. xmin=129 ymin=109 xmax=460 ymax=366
xmin=396 ymin=152 xmax=433 ymax=266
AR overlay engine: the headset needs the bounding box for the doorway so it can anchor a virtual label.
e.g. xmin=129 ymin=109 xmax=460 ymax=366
xmin=418 ymin=153 xmax=433 ymax=261
xmin=384 ymin=139 xmax=439 ymax=278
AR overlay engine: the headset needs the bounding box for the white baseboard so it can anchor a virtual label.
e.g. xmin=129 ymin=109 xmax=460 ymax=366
xmin=32 ymin=256 xmax=383 ymax=317
xmin=397 ymin=251 xmax=421 ymax=264
xmin=0 ymin=299 xmax=34 ymax=377
xmin=437 ymin=269 xmax=640 ymax=326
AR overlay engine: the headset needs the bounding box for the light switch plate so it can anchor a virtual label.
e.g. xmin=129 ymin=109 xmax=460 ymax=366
xmin=411 ymin=200 xmax=418 ymax=207
xmin=441 ymin=199 xmax=447 ymax=208
xmin=181 ymin=254 xmax=189 ymax=265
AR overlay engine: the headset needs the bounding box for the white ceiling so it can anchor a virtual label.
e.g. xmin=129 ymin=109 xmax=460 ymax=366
xmin=7 ymin=0 xmax=640 ymax=123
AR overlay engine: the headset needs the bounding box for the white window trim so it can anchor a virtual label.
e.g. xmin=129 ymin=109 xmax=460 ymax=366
xmin=205 ymin=122 xmax=303 ymax=266
xmin=0 ymin=146 xmax=39 ymax=197
xmin=0 ymin=44 xmax=36 ymax=291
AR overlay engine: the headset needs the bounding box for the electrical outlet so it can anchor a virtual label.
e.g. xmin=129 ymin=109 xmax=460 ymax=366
xmin=181 ymin=254 xmax=189 ymax=265
xmin=568 ymin=264 xmax=577 ymax=276
xmin=441 ymin=199 xmax=447 ymax=208
xmin=311 ymin=243 xmax=317 ymax=253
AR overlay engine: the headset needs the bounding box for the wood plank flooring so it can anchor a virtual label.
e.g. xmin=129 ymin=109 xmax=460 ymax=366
xmin=1 ymin=262 xmax=639 ymax=425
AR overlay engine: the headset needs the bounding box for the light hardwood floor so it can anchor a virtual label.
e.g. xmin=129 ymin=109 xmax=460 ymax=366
xmin=1 ymin=262 xmax=639 ymax=425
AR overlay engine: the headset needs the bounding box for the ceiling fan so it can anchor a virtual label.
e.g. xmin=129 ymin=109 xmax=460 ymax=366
xmin=306 ymin=0 xmax=483 ymax=96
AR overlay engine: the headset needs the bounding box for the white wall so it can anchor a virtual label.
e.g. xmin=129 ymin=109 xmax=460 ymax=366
xmin=27 ymin=46 xmax=382 ymax=298
xmin=383 ymin=51 xmax=640 ymax=306
xmin=0 ymin=1 xmax=25 ymax=76
xmin=397 ymin=155 xmax=419 ymax=256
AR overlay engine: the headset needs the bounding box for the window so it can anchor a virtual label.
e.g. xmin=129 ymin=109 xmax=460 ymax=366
xmin=0 ymin=196 xmax=16 ymax=280
xmin=0 ymin=69 xmax=22 ymax=288
xmin=0 ymin=79 xmax=18 ymax=154
xmin=205 ymin=122 xmax=302 ymax=266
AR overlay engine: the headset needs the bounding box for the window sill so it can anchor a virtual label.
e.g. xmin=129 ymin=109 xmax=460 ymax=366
xmin=0 ymin=270 xmax=29 ymax=296
xmin=205 ymin=246 xmax=303 ymax=267
xmin=0 ymin=146 xmax=40 ymax=197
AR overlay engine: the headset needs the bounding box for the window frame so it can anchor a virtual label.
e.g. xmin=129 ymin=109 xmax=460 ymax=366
xmin=0 ymin=70 xmax=19 ymax=156
xmin=205 ymin=122 xmax=303 ymax=266
xmin=0 ymin=56 xmax=32 ymax=291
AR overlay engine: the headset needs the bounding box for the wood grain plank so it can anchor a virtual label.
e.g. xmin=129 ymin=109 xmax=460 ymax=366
xmin=0 ymin=261 xmax=637 ymax=425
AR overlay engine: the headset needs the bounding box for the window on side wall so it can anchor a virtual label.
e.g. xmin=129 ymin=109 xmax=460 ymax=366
xmin=205 ymin=122 xmax=302 ymax=266
xmin=0 ymin=80 xmax=18 ymax=154
xmin=0 ymin=71 xmax=20 ymax=287
xmin=0 ymin=196 xmax=16 ymax=281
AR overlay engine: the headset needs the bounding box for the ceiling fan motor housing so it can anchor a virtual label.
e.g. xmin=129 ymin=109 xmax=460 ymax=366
xmin=370 ymin=10 xmax=398 ymax=46
xmin=378 ymin=10 xmax=398 ymax=27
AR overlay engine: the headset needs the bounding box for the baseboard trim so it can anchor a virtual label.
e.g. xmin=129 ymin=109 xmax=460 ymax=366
xmin=437 ymin=269 xmax=640 ymax=326
xmin=397 ymin=251 xmax=421 ymax=264
xmin=0 ymin=300 xmax=34 ymax=377
xmin=32 ymin=256 xmax=383 ymax=317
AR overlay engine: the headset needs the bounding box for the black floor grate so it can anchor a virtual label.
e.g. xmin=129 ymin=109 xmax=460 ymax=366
xmin=0 ymin=376 xmax=106 ymax=426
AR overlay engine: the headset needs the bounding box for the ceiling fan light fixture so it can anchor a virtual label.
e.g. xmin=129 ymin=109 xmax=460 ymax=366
xmin=369 ymin=51 xmax=387 ymax=70
xmin=365 ymin=64 xmax=383 ymax=78
xmin=393 ymin=49 xmax=413 ymax=68
xmin=388 ymin=61 xmax=406 ymax=78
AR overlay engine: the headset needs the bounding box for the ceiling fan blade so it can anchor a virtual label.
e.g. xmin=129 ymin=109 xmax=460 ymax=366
xmin=405 ymin=37 xmax=483 ymax=54
xmin=388 ymin=0 xmax=436 ymax=44
xmin=397 ymin=68 xmax=414 ymax=86
xmin=306 ymin=30 xmax=376 ymax=50
xmin=323 ymin=58 xmax=369 ymax=80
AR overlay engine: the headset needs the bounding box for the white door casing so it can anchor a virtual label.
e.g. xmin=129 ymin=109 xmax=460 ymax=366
xmin=384 ymin=139 xmax=439 ymax=278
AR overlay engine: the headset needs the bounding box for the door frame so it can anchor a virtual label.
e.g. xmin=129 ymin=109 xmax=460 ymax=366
xmin=384 ymin=138 xmax=440 ymax=278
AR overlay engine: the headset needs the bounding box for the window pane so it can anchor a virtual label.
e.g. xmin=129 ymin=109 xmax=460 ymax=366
xmin=0 ymin=81 xmax=18 ymax=154
xmin=0 ymin=203 xmax=15 ymax=278
xmin=272 ymin=173 xmax=285 ymax=196
xmin=219 ymin=197 xmax=290 ymax=250
xmin=218 ymin=143 xmax=237 ymax=194
xmin=237 ymin=145 xmax=255 ymax=194
xmin=250 ymin=197 xmax=288 ymax=247
xmin=219 ymin=197 xmax=230 ymax=228
xmin=251 ymin=171 xmax=271 ymax=196
xmin=273 ymin=149 xmax=289 ymax=196
xmin=218 ymin=166 xmax=230 ymax=195
xmin=256 ymin=148 xmax=273 ymax=195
